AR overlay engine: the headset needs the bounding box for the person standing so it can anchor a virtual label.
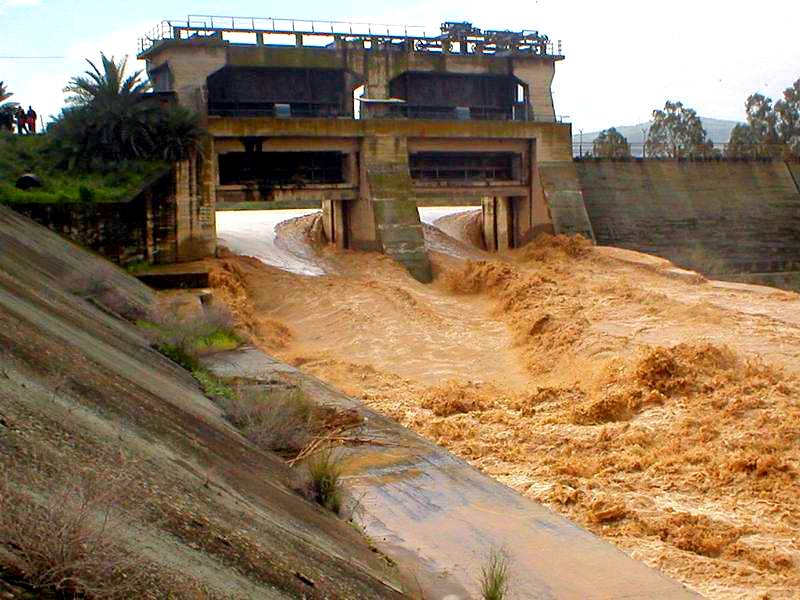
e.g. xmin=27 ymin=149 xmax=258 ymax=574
xmin=15 ymin=106 xmax=27 ymax=135
xmin=26 ymin=106 xmax=37 ymax=134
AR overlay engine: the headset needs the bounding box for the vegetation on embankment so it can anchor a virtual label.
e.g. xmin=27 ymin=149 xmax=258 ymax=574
xmin=0 ymin=132 xmax=169 ymax=204
xmin=0 ymin=203 xmax=407 ymax=598
xmin=1 ymin=54 xmax=202 ymax=205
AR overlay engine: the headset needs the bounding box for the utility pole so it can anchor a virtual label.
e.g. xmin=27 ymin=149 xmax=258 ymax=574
xmin=579 ymin=128 xmax=583 ymax=158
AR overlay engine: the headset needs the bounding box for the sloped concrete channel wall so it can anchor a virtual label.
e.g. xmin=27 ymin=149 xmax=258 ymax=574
xmin=203 ymin=347 xmax=699 ymax=599
xmin=571 ymin=161 xmax=800 ymax=283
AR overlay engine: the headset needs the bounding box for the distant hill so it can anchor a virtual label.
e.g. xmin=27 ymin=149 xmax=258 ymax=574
xmin=574 ymin=117 xmax=743 ymax=156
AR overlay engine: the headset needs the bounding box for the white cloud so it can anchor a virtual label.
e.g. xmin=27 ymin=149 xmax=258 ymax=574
xmin=0 ymin=0 xmax=41 ymax=10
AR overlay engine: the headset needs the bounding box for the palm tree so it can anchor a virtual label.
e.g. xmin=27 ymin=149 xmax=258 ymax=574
xmin=64 ymin=54 xmax=150 ymax=106
xmin=0 ymin=81 xmax=12 ymax=104
xmin=0 ymin=81 xmax=18 ymax=132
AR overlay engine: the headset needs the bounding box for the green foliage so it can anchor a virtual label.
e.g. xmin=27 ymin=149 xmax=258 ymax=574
xmin=591 ymin=127 xmax=631 ymax=159
xmin=0 ymin=133 xmax=169 ymax=204
xmin=480 ymin=547 xmax=511 ymax=600
xmin=78 ymin=185 xmax=95 ymax=202
xmin=727 ymin=79 xmax=800 ymax=158
xmin=195 ymin=329 xmax=242 ymax=353
xmin=0 ymin=81 xmax=17 ymax=132
xmin=307 ymin=450 xmax=344 ymax=514
xmin=49 ymin=53 xmax=204 ymax=167
xmin=192 ymin=368 xmax=237 ymax=402
xmin=727 ymin=123 xmax=765 ymax=159
xmin=0 ymin=81 xmax=12 ymax=104
xmin=64 ymin=54 xmax=150 ymax=107
xmin=156 ymin=343 xmax=200 ymax=371
xmin=645 ymin=100 xmax=715 ymax=158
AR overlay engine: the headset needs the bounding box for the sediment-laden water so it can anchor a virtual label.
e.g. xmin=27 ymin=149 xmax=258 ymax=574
xmin=213 ymin=208 xmax=800 ymax=600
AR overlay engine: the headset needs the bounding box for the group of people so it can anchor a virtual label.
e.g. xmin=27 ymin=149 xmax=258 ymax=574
xmin=0 ymin=105 xmax=38 ymax=135
xmin=13 ymin=106 xmax=38 ymax=135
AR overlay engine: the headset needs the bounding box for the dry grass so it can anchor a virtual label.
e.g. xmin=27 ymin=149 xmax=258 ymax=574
xmin=220 ymin=386 xmax=317 ymax=456
xmin=0 ymin=472 xmax=144 ymax=599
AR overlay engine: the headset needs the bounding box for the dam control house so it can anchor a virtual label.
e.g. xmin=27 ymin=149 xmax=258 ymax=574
xmin=138 ymin=16 xmax=580 ymax=282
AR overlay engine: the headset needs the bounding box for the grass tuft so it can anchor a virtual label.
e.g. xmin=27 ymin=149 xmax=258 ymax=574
xmin=305 ymin=449 xmax=344 ymax=514
xmin=480 ymin=547 xmax=511 ymax=600
xmin=220 ymin=387 xmax=316 ymax=455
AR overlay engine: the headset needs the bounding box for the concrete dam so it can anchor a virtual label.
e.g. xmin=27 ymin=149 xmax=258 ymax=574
xmin=540 ymin=160 xmax=800 ymax=289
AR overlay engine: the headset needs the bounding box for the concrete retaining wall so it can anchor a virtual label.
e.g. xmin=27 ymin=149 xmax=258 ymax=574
xmin=575 ymin=161 xmax=800 ymax=275
xmin=9 ymin=161 xmax=215 ymax=267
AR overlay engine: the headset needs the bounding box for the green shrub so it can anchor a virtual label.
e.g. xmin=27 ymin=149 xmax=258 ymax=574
xmin=480 ymin=547 xmax=511 ymax=600
xmin=306 ymin=449 xmax=344 ymax=514
xmin=156 ymin=343 xmax=199 ymax=372
xmin=78 ymin=185 xmax=95 ymax=202
xmin=192 ymin=368 xmax=237 ymax=402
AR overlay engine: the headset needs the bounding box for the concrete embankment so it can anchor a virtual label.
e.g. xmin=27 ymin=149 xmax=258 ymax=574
xmin=0 ymin=204 xmax=406 ymax=598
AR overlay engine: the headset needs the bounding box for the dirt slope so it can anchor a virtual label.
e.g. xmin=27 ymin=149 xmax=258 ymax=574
xmin=211 ymin=213 xmax=800 ymax=599
xmin=0 ymin=205 xmax=406 ymax=598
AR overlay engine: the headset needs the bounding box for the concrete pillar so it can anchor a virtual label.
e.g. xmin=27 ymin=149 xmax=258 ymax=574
xmin=496 ymin=197 xmax=513 ymax=250
xmin=332 ymin=199 xmax=347 ymax=249
xmin=321 ymin=199 xmax=334 ymax=242
xmin=482 ymin=196 xmax=497 ymax=251
xmin=348 ymin=135 xmax=432 ymax=282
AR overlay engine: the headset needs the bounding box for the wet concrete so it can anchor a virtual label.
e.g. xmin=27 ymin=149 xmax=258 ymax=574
xmin=216 ymin=207 xmax=477 ymax=277
xmin=202 ymin=347 xmax=700 ymax=600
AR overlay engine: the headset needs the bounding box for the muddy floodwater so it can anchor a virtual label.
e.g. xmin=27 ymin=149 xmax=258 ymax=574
xmin=214 ymin=208 xmax=800 ymax=600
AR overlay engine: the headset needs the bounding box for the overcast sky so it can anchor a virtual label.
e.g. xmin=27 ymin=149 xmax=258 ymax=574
xmin=2 ymin=0 xmax=799 ymax=132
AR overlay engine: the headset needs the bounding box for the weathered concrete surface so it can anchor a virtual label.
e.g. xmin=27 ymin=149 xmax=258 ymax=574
xmin=362 ymin=135 xmax=432 ymax=283
xmin=539 ymin=161 xmax=596 ymax=241
xmin=576 ymin=161 xmax=800 ymax=277
xmin=0 ymin=205 xmax=407 ymax=598
xmin=203 ymin=347 xmax=700 ymax=600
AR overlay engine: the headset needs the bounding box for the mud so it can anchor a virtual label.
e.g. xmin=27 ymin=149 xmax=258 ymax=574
xmin=212 ymin=212 xmax=800 ymax=599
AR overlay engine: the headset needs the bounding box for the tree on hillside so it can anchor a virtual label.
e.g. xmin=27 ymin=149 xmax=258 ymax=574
xmin=775 ymin=79 xmax=800 ymax=144
xmin=0 ymin=81 xmax=18 ymax=132
xmin=64 ymin=54 xmax=150 ymax=106
xmin=51 ymin=53 xmax=203 ymax=165
xmin=726 ymin=79 xmax=800 ymax=158
xmin=645 ymin=100 xmax=714 ymax=158
xmin=0 ymin=81 xmax=12 ymax=104
xmin=727 ymin=123 xmax=763 ymax=158
xmin=591 ymin=128 xmax=631 ymax=159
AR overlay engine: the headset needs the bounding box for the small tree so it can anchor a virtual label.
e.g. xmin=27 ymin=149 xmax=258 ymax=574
xmin=51 ymin=53 xmax=205 ymax=166
xmin=591 ymin=128 xmax=631 ymax=159
xmin=726 ymin=79 xmax=800 ymax=158
xmin=0 ymin=81 xmax=12 ymax=104
xmin=0 ymin=81 xmax=18 ymax=132
xmin=64 ymin=54 xmax=150 ymax=107
xmin=727 ymin=123 xmax=763 ymax=158
xmin=645 ymin=100 xmax=712 ymax=158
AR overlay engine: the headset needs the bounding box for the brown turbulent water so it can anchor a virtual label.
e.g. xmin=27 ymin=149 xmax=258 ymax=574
xmin=212 ymin=210 xmax=800 ymax=599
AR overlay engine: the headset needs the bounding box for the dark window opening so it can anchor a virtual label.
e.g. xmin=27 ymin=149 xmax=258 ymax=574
xmin=219 ymin=152 xmax=346 ymax=186
xmin=410 ymin=152 xmax=519 ymax=181
xmin=389 ymin=73 xmax=526 ymax=121
xmin=207 ymin=66 xmax=348 ymax=118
